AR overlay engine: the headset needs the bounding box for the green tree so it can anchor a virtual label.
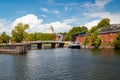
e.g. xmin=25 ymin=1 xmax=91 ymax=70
xmin=90 ymin=26 xmax=98 ymax=33
xmin=81 ymin=26 xmax=88 ymax=31
xmin=1 ymin=32 xmax=10 ymax=43
xmin=84 ymin=36 xmax=89 ymax=45
xmin=11 ymin=23 xmax=29 ymax=43
xmin=64 ymin=26 xmax=88 ymax=41
xmin=97 ymin=18 xmax=110 ymax=29
xmin=69 ymin=27 xmax=82 ymax=34
xmin=64 ymin=34 xmax=70 ymax=41
xmin=113 ymin=33 xmax=120 ymax=49
xmin=91 ymin=31 xmax=101 ymax=48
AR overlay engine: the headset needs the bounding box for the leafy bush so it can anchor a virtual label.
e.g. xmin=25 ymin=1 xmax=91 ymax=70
xmin=113 ymin=33 xmax=120 ymax=49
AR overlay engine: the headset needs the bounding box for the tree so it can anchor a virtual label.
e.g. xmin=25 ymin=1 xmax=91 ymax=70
xmin=97 ymin=18 xmax=110 ymax=29
xmin=69 ymin=27 xmax=82 ymax=34
xmin=1 ymin=32 xmax=10 ymax=43
xmin=90 ymin=26 xmax=98 ymax=33
xmin=11 ymin=23 xmax=29 ymax=43
xmin=64 ymin=26 xmax=88 ymax=41
xmin=113 ymin=33 xmax=120 ymax=49
xmin=64 ymin=34 xmax=70 ymax=41
xmin=84 ymin=36 xmax=89 ymax=45
xmin=81 ymin=26 xmax=88 ymax=31
xmin=91 ymin=31 xmax=101 ymax=48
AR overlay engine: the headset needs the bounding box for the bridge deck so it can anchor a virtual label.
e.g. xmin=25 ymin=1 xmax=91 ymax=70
xmin=28 ymin=41 xmax=64 ymax=44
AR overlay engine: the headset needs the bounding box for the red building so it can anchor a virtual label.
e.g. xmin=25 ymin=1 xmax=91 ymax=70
xmin=71 ymin=24 xmax=120 ymax=44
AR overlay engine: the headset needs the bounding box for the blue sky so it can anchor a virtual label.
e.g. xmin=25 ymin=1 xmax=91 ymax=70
xmin=0 ymin=0 xmax=120 ymax=34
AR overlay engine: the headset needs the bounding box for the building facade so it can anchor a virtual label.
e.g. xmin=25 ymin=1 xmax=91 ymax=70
xmin=71 ymin=24 xmax=120 ymax=45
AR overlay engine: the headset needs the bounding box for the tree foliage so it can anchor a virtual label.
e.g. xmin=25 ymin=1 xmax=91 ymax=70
xmin=11 ymin=23 xmax=29 ymax=43
xmin=91 ymin=31 xmax=101 ymax=48
xmin=0 ymin=32 xmax=10 ymax=43
xmin=90 ymin=26 xmax=98 ymax=33
xmin=25 ymin=33 xmax=56 ymax=41
xmin=113 ymin=33 xmax=120 ymax=49
xmin=90 ymin=18 xmax=110 ymax=33
xmin=97 ymin=18 xmax=110 ymax=29
xmin=84 ymin=36 xmax=89 ymax=45
xmin=64 ymin=26 xmax=88 ymax=41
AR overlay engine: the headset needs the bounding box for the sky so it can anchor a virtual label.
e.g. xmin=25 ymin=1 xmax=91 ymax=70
xmin=0 ymin=0 xmax=120 ymax=35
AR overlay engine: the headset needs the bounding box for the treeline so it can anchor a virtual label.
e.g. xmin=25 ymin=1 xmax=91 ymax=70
xmin=0 ymin=23 xmax=56 ymax=43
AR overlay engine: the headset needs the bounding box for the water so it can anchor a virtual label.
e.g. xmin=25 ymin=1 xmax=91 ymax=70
xmin=0 ymin=48 xmax=120 ymax=80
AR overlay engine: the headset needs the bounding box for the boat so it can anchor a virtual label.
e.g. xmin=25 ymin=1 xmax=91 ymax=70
xmin=68 ymin=42 xmax=80 ymax=49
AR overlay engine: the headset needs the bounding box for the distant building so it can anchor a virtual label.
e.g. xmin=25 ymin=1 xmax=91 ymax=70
xmin=71 ymin=24 xmax=120 ymax=44
xmin=49 ymin=26 xmax=54 ymax=34
xmin=56 ymin=33 xmax=64 ymax=41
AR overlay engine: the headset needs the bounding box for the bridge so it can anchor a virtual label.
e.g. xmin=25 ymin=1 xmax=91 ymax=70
xmin=0 ymin=41 xmax=65 ymax=54
xmin=28 ymin=41 xmax=64 ymax=49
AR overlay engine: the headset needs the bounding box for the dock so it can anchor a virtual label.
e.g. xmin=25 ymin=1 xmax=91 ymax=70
xmin=0 ymin=43 xmax=30 ymax=54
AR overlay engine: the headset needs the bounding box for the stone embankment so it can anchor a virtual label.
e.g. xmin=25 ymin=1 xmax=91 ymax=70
xmin=0 ymin=44 xmax=30 ymax=54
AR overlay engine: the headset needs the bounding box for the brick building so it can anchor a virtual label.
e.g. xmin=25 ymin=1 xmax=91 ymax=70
xmin=71 ymin=24 xmax=120 ymax=44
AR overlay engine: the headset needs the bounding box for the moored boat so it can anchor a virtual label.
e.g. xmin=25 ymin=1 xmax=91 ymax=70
xmin=68 ymin=42 xmax=80 ymax=49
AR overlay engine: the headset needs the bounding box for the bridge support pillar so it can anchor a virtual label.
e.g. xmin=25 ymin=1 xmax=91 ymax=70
xmin=51 ymin=43 xmax=57 ymax=48
xmin=37 ymin=43 xmax=43 ymax=49
xmin=58 ymin=43 xmax=64 ymax=48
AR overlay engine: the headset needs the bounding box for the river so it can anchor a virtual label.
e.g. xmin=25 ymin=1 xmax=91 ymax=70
xmin=0 ymin=48 xmax=120 ymax=80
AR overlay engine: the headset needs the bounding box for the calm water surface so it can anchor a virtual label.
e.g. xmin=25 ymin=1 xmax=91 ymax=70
xmin=0 ymin=48 xmax=120 ymax=80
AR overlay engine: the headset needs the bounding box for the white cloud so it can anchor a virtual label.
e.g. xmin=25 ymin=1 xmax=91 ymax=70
xmin=83 ymin=11 xmax=120 ymax=29
xmin=52 ymin=10 xmax=60 ymax=14
xmin=13 ymin=14 xmax=43 ymax=33
xmin=82 ymin=0 xmax=120 ymax=29
xmin=41 ymin=7 xmax=48 ymax=12
xmin=0 ymin=19 xmax=12 ymax=35
xmin=83 ymin=20 xmax=100 ymax=29
xmin=45 ymin=21 xmax=72 ymax=33
xmin=63 ymin=18 xmax=78 ymax=25
xmin=83 ymin=0 xmax=112 ymax=9
xmin=95 ymin=0 xmax=112 ymax=9
xmin=41 ymin=14 xmax=46 ymax=18
xmin=13 ymin=14 xmax=71 ymax=33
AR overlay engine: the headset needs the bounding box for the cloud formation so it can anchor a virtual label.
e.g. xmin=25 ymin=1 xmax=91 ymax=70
xmin=41 ymin=7 xmax=49 ymax=12
xmin=82 ymin=0 xmax=120 ymax=29
xmin=13 ymin=14 xmax=43 ymax=33
xmin=0 ymin=19 xmax=12 ymax=35
xmin=63 ymin=18 xmax=78 ymax=25
xmin=13 ymin=14 xmax=72 ymax=33
xmin=52 ymin=10 xmax=60 ymax=14
xmin=83 ymin=0 xmax=112 ymax=10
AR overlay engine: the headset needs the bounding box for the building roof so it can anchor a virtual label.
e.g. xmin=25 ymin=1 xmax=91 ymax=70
xmin=99 ymin=24 xmax=120 ymax=32
xmin=71 ymin=32 xmax=86 ymax=37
